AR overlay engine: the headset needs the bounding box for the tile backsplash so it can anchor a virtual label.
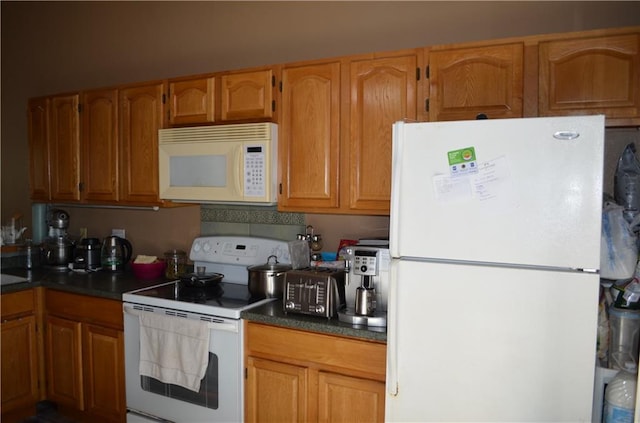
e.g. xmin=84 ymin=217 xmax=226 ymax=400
xmin=200 ymin=205 xmax=306 ymax=241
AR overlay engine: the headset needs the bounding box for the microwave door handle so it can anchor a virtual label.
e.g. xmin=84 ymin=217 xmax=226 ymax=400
xmin=234 ymin=145 xmax=243 ymax=196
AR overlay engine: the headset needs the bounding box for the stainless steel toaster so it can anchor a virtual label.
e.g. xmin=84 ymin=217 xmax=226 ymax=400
xmin=283 ymin=268 xmax=346 ymax=319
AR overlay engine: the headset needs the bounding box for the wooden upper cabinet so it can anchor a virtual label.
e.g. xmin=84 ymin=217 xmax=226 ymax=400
xmin=28 ymin=97 xmax=51 ymax=201
xmin=347 ymin=52 xmax=419 ymax=213
xmin=119 ymin=81 xmax=165 ymax=205
xmin=220 ymin=68 xmax=276 ymax=122
xmin=279 ymin=61 xmax=341 ymax=211
xmin=168 ymin=76 xmax=215 ymax=125
xmin=81 ymin=88 xmax=119 ymax=203
xmin=428 ymin=43 xmax=524 ymax=121
xmin=539 ymin=31 xmax=640 ymax=125
xmin=49 ymin=94 xmax=81 ymax=202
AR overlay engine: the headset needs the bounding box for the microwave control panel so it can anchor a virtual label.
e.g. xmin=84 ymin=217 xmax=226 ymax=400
xmin=244 ymin=145 xmax=266 ymax=197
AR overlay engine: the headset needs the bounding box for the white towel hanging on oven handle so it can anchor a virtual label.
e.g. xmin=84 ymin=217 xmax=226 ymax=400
xmin=136 ymin=309 xmax=210 ymax=392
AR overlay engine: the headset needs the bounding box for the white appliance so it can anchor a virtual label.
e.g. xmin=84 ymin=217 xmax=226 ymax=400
xmin=123 ymin=235 xmax=290 ymax=423
xmin=386 ymin=115 xmax=605 ymax=422
xmin=158 ymin=122 xmax=278 ymax=204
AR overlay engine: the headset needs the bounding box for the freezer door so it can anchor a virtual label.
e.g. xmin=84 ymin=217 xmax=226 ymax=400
xmin=385 ymin=259 xmax=599 ymax=422
xmin=390 ymin=116 xmax=604 ymax=270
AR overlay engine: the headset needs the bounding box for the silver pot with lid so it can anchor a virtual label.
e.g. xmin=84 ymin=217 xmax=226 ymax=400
xmin=247 ymin=255 xmax=292 ymax=299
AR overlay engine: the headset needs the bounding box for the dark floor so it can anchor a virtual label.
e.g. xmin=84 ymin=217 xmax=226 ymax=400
xmin=22 ymin=401 xmax=78 ymax=423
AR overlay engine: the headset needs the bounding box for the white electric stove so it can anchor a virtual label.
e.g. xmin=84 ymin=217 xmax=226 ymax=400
xmin=123 ymin=235 xmax=291 ymax=423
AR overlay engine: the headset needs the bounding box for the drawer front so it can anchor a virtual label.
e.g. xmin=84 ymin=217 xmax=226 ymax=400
xmin=246 ymin=322 xmax=386 ymax=380
xmin=1 ymin=289 xmax=35 ymax=319
xmin=45 ymin=289 xmax=123 ymax=330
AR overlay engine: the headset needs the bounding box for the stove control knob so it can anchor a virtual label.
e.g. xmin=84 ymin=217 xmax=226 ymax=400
xmin=315 ymin=305 xmax=325 ymax=314
xmin=285 ymin=301 xmax=295 ymax=310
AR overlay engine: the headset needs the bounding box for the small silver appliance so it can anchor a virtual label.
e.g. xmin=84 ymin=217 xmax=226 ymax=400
xmin=283 ymin=267 xmax=346 ymax=319
xmin=338 ymin=246 xmax=390 ymax=327
xmin=42 ymin=208 xmax=75 ymax=271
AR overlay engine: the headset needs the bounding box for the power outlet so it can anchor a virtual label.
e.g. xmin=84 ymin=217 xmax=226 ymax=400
xmin=111 ymin=228 xmax=126 ymax=239
xmin=79 ymin=227 xmax=87 ymax=239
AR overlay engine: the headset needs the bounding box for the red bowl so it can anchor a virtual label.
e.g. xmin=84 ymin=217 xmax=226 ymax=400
xmin=131 ymin=260 xmax=167 ymax=280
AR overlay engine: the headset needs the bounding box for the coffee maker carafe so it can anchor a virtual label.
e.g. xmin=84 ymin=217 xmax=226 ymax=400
xmin=338 ymin=246 xmax=389 ymax=327
xmin=42 ymin=208 xmax=75 ymax=271
xmin=101 ymin=236 xmax=132 ymax=272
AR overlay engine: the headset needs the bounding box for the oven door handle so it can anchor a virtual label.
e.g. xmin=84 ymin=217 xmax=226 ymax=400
xmin=124 ymin=304 xmax=239 ymax=333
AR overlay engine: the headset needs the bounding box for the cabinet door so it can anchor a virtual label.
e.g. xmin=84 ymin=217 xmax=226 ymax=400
xmin=348 ymin=53 xmax=418 ymax=213
xmin=318 ymin=371 xmax=385 ymax=423
xmin=45 ymin=315 xmax=83 ymax=410
xmin=221 ymin=69 xmax=275 ymax=121
xmin=119 ymin=82 xmax=165 ymax=204
xmin=49 ymin=94 xmax=81 ymax=201
xmin=82 ymin=88 xmax=119 ymax=202
xmin=539 ymin=32 xmax=640 ymax=123
xmin=27 ymin=97 xmax=51 ymax=201
xmin=168 ymin=76 xmax=215 ymax=125
xmin=1 ymin=316 xmax=39 ymax=414
xmin=428 ymin=43 xmax=524 ymax=121
xmin=279 ymin=61 xmax=341 ymax=210
xmin=82 ymin=323 xmax=125 ymax=423
xmin=245 ymin=356 xmax=308 ymax=423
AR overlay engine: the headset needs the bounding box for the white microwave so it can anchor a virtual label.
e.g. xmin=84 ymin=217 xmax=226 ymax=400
xmin=158 ymin=123 xmax=278 ymax=205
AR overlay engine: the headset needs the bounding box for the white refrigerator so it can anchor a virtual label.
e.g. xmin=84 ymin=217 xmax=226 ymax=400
xmin=386 ymin=115 xmax=605 ymax=422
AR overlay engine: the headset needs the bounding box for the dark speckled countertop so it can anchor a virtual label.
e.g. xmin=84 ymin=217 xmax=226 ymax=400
xmin=1 ymin=266 xmax=386 ymax=343
xmin=0 ymin=266 xmax=168 ymax=300
xmin=242 ymin=300 xmax=387 ymax=343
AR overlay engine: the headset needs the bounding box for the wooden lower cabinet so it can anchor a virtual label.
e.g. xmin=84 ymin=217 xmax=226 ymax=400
xmin=1 ymin=288 xmax=43 ymax=423
xmin=245 ymin=322 xmax=386 ymax=423
xmin=44 ymin=289 xmax=126 ymax=423
xmin=317 ymin=371 xmax=385 ymax=423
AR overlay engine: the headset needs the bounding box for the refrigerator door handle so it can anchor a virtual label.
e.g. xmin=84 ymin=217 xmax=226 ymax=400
xmin=389 ymin=122 xmax=404 ymax=258
xmin=386 ymin=260 xmax=399 ymax=396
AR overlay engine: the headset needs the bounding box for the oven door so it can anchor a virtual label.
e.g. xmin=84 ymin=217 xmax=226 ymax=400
xmin=123 ymin=303 xmax=243 ymax=423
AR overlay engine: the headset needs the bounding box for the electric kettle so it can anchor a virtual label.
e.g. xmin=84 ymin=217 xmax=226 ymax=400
xmin=101 ymin=236 xmax=133 ymax=272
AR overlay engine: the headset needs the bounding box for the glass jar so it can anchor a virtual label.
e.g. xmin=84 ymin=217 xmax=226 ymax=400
xmin=164 ymin=249 xmax=187 ymax=279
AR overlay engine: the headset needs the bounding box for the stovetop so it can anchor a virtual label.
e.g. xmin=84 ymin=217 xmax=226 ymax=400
xmin=123 ymin=280 xmax=275 ymax=319
xmin=122 ymin=235 xmax=291 ymax=319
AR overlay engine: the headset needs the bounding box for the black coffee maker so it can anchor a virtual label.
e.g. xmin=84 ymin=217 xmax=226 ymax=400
xmin=74 ymin=238 xmax=102 ymax=271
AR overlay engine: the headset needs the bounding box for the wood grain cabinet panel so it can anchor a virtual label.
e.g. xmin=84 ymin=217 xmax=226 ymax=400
xmin=428 ymin=43 xmax=524 ymax=121
xmin=27 ymin=97 xmax=51 ymax=201
xmin=81 ymin=88 xmax=119 ymax=202
xmin=1 ymin=289 xmax=43 ymax=423
xmin=82 ymin=323 xmax=126 ymax=422
xmin=45 ymin=290 xmax=125 ymax=423
xmin=318 ymin=371 xmax=385 ymax=423
xmin=49 ymin=94 xmax=81 ymax=201
xmin=119 ymin=81 xmax=165 ymax=205
xmin=279 ymin=61 xmax=341 ymax=210
xmin=539 ymin=32 xmax=640 ymax=124
xmin=45 ymin=315 xmax=84 ymax=410
xmin=245 ymin=322 xmax=386 ymax=423
xmin=221 ymin=69 xmax=275 ymax=121
xmin=245 ymin=356 xmax=308 ymax=423
xmin=347 ymin=52 xmax=419 ymax=213
xmin=168 ymin=76 xmax=215 ymax=125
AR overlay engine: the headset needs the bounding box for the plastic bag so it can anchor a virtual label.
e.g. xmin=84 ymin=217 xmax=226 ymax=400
xmin=601 ymin=202 xmax=639 ymax=280
xmin=614 ymin=143 xmax=640 ymax=223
